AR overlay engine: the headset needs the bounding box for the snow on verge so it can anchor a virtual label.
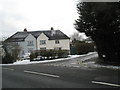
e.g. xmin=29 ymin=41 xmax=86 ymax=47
xmin=83 ymin=60 xmax=120 ymax=70
xmin=1 ymin=52 xmax=96 ymax=66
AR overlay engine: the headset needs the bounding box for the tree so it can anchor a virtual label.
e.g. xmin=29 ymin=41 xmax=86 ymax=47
xmin=2 ymin=41 xmax=21 ymax=63
xmin=74 ymin=2 xmax=120 ymax=62
xmin=11 ymin=42 xmax=21 ymax=61
xmin=70 ymin=32 xmax=84 ymax=41
xmin=2 ymin=42 xmax=14 ymax=64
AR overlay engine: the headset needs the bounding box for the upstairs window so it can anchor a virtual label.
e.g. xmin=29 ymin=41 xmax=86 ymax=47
xmin=40 ymin=40 xmax=46 ymax=45
xmin=55 ymin=40 xmax=59 ymax=44
xmin=27 ymin=41 xmax=34 ymax=46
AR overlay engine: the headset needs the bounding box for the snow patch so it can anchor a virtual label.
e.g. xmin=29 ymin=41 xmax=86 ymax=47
xmin=0 ymin=52 xmax=97 ymax=66
xmin=0 ymin=54 xmax=83 ymax=66
xmin=83 ymin=61 xmax=120 ymax=70
xmin=92 ymin=64 xmax=120 ymax=70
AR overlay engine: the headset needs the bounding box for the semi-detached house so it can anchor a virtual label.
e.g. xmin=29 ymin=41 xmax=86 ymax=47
xmin=5 ymin=28 xmax=70 ymax=58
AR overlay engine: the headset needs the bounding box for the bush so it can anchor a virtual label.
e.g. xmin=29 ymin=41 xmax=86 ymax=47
xmin=30 ymin=49 xmax=69 ymax=60
xmin=57 ymin=50 xmax=69 ymax=58
xmin=2 ymin=53 xmax=14 ymax=64
xmin=30 ymin=51 xmax=38 ymax=61
xmin=70 ymin=40 xmax=95 ymax=55
xmin=77 ymin=43 xmax=94 ymax=55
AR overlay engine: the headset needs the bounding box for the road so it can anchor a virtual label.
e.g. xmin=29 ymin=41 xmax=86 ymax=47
xmin=2 ymin=62 xmax=120 ymax=88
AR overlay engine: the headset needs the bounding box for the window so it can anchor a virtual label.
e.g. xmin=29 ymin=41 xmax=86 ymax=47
xmin=27 ymin=41 xmax=34 ymax=46
xmin=55 ymin=40 xmax=59 ymax=44
xmin=15 ymin=42 xmax=19 ymax=45
xmin=40 ymin=47 xmax=46 ymax=50
xmin=40 ymin=40 xmax=46 ymax=45
xmin=22 ymin=51 xmax=24 ymax=54
xmin=54 ymin=47 xmax=61 ymax=50
xmin=28 ymin=48 xmax=33 ymax=53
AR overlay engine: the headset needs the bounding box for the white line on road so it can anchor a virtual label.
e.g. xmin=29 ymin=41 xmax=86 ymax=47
xmin=71 ymin=63 xmax=76 ymax=65
xmin=3 ymin=68 xmax=14 ymax=71
xmin=92 ymin=81 xmax=120 ymax=87
xmin=24 ymin=70 xmax=60 ymax=78
xmin=72 ymin=66 xmax=80 ymax=68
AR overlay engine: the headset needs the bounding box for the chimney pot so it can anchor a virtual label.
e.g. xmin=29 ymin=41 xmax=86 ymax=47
xmin=51 ymin=27 xmax=54 ymax=30
xmin=24 ymin=28 xmax=27 ymax=32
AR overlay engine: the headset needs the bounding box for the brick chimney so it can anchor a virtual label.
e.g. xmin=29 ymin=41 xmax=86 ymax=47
xmin=24 ymin=28 xmax=27 ymax=32
xmin=51 ymin=27 xmax=55 ymax=36
xmin=51 ymin=27 xmax=54 ymax=30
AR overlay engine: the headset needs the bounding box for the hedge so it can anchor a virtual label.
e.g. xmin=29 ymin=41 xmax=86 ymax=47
xmin=30 ymin=49 xmax=69 ymax=60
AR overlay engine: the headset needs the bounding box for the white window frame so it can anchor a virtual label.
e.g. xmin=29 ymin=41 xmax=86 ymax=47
xmin=54 ymin=47 xmax=62 ymax=50
xmin=40 ymin=47 xmax=46 ymax=50
xmin=40 ymin=40 xmax=46 ymax=45
xmin=27 ymin=41 xmax=34 ymax=46
xmin=55 ymin=40 xmax=60 ymax=44
xmin=28 ymin=48 xmax=33 ymax=53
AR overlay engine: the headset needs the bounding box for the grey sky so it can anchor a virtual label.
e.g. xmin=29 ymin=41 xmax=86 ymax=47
xmin=1 ymin=0 xmax=118 ymax=40
xmin=81 ymin=0 xmax=119 ymax=2
xmin=0 ymin=0 xmax=81 ymax=40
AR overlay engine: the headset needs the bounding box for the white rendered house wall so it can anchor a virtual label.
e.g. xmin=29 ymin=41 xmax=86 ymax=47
xmin=23 ymin=34 xmax=37 ymax=55
xmin=37 ymin=33 xmax=49 ymax=50
xmin=37 ymin=33 xmax=70 ymax=51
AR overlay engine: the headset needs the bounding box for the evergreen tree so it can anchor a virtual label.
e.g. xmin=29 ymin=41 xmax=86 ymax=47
xmin=74 ymin=2 xmax=120 ymax=62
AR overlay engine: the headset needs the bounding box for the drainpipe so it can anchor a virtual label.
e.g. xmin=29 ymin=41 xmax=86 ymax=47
xmin=36 ymin=38 xmax=37 ymax=51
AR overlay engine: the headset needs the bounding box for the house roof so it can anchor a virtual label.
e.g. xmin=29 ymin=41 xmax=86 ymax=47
xmin=5 ymin=30 xmax=70 ymax=42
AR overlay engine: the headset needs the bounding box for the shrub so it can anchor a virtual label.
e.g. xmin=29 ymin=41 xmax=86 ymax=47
xmin=76 ymin=43 xmax=94 ymax=55
xmin=70 ymin=40 xmax=95 ymax=55
xmin=57 ymin=50 xmax=69 ymax=58
xmin=30 ymin=53 xmax=36 ymax=60
xmin=30 ymin=49 xmax=69 ymax=60
xmin=2 ymin=53 xmax=14 ymax=64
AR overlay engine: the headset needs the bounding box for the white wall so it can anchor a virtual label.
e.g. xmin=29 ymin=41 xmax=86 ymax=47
xmin=19 ymin=34 xmax=36 ymax=57
xmin=47 ymin=39 xmax=70 ymax=50
xmin=8 ymin=32 xmax=70 ymax=58
xmin=37 ymin=33 xmax=70 ymax=51
xmin=37 ymin=33 xmax=48 ymax=50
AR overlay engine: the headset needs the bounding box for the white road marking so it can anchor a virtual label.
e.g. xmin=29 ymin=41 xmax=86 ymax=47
xmin=92 ymin=81 xmax=120 ymax=87
xmin=72 ymin=66 xmax=80 ymax=68
xmin=3 ymin=68 xmax=14 ymax=71
xmin=24 ymin=70 xmax=60 ymax=78
xmin=71 ymin=63 xmax=76 ymax=65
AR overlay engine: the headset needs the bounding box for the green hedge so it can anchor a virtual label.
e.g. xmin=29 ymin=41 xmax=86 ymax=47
xmin=70 ymin=42 xmax=95 ymax=55
xmin=30 ymin=49 xmax=69 ymax=60
xmin=76 ymin=43 xmax=94 ymax=55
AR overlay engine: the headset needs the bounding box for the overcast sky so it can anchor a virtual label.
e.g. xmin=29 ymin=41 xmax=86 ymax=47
xmin=0 ymin=0 xmax=86 ymax=40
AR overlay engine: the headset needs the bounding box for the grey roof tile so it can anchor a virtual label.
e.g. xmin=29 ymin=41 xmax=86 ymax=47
xmin=5 ymin=30 xmax=70 ymax=42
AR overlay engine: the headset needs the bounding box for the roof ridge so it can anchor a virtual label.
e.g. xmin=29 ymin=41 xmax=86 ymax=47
xmin=5 ymin=29 xmax=70 ymax=42
xmin=17 ymin=29 xmax=59 ymax=32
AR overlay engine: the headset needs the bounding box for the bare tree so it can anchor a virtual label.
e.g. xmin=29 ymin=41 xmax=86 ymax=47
xmin=70 ymin=32 xmax=85 ymax=41
xmin=3 ymin=41 xmax=21 ymax=62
